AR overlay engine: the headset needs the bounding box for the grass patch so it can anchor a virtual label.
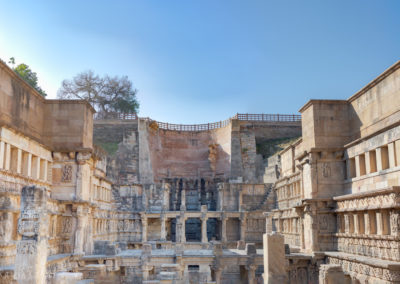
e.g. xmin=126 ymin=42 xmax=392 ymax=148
xmin=94 ymin=141 xmax=119 ymax=155
xmin=256 ymin=136 xmax=300 ymax=158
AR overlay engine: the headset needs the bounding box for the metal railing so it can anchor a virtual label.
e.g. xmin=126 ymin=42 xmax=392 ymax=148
xmin=95 ymin=112 xmax=301 ymax=131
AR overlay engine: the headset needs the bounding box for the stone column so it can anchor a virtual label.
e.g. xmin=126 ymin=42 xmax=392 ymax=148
xmin=201 ymin=205 xmax=208 ymax=243
xmin=0 ymin=141 xmax=5 ymax=169
xmin=247 ymin=265 xmax=257 ymax=284
xmin=74 ymin=205 xmax=90 ymax=254
xmin=14 ymin=186 xmax=49 ymax=284
xmin=214 ymin=267 xmax=223 ymax=284
xmin=181 ymin=188 xmax=186 ymax=210
xmin=217 ymin=183 xmax=224 ymax=211
xmin=17 ymin=149 xmax=22 ymax=174
xmin=160 ymin=214 xmax=166 ymax=241
xmin=163 ymin=183 xmax=170 ymax=211
xmin=240 ymin=214 xmax=247 ymax=241
xmin=4 ymin=143 xmax=10 ymax=170
xmin=388 ymin=142 xmax=396 ymax=168
xmin=221 ymin=216 xmax=227 ymax=243
xmin=238 ymin=189 xmax=243 ymax=211
xmin=201 ymin=217 xmax=208 ymax=243
xmin=181 ymin=216 xmax=186 ymax=243
xmin=376 ymin=147 xmax=383 ymax=171
xmin=141 ymin=215 xmax=148 ymax=242
xmin=263 ymin=233 xmax=287 ymax=284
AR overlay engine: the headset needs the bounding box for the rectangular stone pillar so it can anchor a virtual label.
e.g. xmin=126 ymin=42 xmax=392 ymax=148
xmin=388 ymin=142 xmax=396 ymax=168
xmin=221 ymin=217 xmax=227 ymax=242
xmin=240 ymin=214 xmax=247 ymax=241
xmin=4 ymin=143 xmax=11 ymax=170
xmin=0 ymin=141 xmax=5 ymax=169
xmin=355 ymin=155 xmax=361 ymax=177
xmin=17 ymin=149 xmax=22 ymax=174
xmin=181 ymin=217 xmax=186 ymax=243
xmin=27 ymin=153 xmax=32 ymax=177
xmin=141 ymin=216 xmax=148 ymax=242
xmin=201 ymin=217 xmax=208 ymax=243
xmin=263 ymin=233 xmax=287 ymax=284
xmin=161 ymin=215 xmax=166 ymax=241
xmin=14 ymin=186 xmax=49 ymax=284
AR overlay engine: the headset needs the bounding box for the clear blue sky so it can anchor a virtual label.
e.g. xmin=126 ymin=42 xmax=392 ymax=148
xmin=0 ymin=0 xmax=399 ymax=124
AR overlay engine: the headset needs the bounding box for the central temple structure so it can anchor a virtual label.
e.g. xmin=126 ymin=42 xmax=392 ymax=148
xmin=0 ymin=58 xmax=399 ymax=284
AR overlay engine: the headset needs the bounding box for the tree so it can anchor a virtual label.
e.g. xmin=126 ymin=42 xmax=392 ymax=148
xmin=8 ymin=57 xmax=47 ymax=97
xmin=58 ymin=70 xmax=139 ymax=115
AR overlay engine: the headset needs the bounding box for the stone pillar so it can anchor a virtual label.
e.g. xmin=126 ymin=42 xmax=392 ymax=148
xmin=201 ymin=217 xmax=208 ymax=243
xmin=240 ymin=213 xmax=247 ymax=241
xmin=221 ymin=216 xmax=227 ymax=243
xmin=74 ymin=205 xmax=90 ymax=254
xmin=365 ymin=151 xmax=371 ymax=174
xmin=181 ymin=188 xmax=186 ymax=210
xmin=17 ymin=149 xmax=22 ymax=174
xmin=163 ymin=183 xmax=170 ymax=211
xmin=0 ymin=141 xmax=5 ymax=169
xmin=14 ymin=186 xmax=49 ymax=284
xmin=263 ymin=233 xmax=287 ymax=284
xmin=355 ymin=155 xmax=361 ymax=177
xmin=238 ymin=189 xmax=243 ymax=211
xmin=217 ymin=183 xmax=224 ymax=211
xmin=215 ymin=267 xmax=223 ymax=284
xmin=181 ymin=216 xmax=186 ymax=243
xmin=376 ymin=147 xmax=383 ymax=171
xmin=4 ymin=143 xmax=10 ymax=170
xmin=161 ymin=214 xmax=166 ymax=241
xmin=247 ymin=265 xmax=257 ymax=284
xmin=388 ymin=142 xmax=397 ymax=168
xmin=141 ymin=215 xmax=148 ymax=242
xmin=201 ymin=205 xmax=208 ymax=243
xmin=303 ymin=202 xmax=318 ymax=252
xmin=27 ymin=153 xmax=32 ymax=177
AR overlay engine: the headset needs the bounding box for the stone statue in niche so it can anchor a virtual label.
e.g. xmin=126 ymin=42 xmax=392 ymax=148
xmin=62 ymin=217 xmax=72 ymax=234
xmin=322 ymin=163 xmax=331 ymax=178
xmin=61 ymin=165 xmax=73 ymax=182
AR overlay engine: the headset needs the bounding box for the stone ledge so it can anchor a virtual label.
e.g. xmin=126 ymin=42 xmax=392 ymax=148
xmin=324 ymin=251 xmax=400 ymax=270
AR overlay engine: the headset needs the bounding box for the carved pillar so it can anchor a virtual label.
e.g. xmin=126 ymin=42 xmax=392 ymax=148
xmin=247 ymin=265 xmax=257 ymax=284
xmin=217 ymin=183 xmax=224 ymax=211
xmin=161 ymin=214 xmax=166 ymax=241
xmin=74 ymin=205 xmax=90 ymax=254
xmin=303 ymin=202 xmax=318 ymax=252
xmin=14 ymin=186 xmax=49 ymax=284
xmin=141 ymin=215 xmax=148 ymax=242
xmin=390 ymin=210 xmax=400 ymax=237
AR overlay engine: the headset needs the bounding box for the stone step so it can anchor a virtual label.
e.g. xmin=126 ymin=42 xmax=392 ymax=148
xmin=159 ymin=271 xmax=178 ymax=280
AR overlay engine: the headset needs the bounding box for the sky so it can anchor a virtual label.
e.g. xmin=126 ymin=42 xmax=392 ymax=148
xmin=0 ymin=0 xmax=399 ymax=124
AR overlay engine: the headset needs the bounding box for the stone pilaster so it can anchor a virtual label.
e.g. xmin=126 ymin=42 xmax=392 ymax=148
xmin=141 ymin=215 xmax=148 ymax=242
xmin=160 ymin=214 xmax=166 ymax=241
xmin=14 ymin=186 xmax=49 ymax=284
